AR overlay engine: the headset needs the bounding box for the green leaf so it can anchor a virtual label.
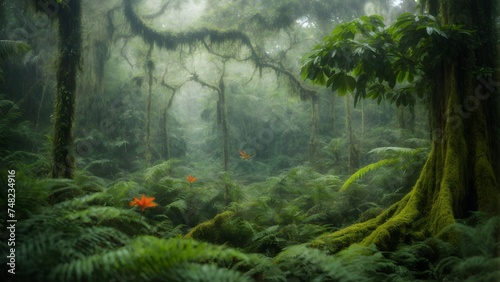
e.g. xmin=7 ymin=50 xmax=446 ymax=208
xmin=331 ymin=73 xmax=356 ymax=95
xmin=340 ymin=158 xmax=401 ymax=192
xmin=407 ymin=72 xmax=414 ymax=83
xmin=426 ymin=26 xmax=434 ymax=36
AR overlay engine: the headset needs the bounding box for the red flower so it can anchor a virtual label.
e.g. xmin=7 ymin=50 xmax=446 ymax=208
xmin=130 ymin=195 xmax=158 ymax=212
xmin=186 ymin=175 xmax=197 ymax=184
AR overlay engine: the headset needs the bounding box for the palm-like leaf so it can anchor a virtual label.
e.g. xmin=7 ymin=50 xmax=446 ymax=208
xmin=340 ymin=158 xmax=401 ymax=192
xmin=0 ymin=40 xmax=30 ymax=60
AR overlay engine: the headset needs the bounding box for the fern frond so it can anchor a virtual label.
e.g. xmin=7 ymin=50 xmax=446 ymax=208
xmin=0 ymin=40 xmax=30 ymax=60
xmin=50 ymin=236 xmax=250 ymax=281
xmin=144 ymin=159 xmax=180 ymax=183
xmin=165 ymin=198 xmax=188 ymax=213
xmin=63 ymin=206 xmax=141 ymax=224
xmin=368 ymin=146 xmax=424 ymax=157
xmin=340 ymin=158 xmax=400 ymax=192
xmin=104 ymin=180 xmax=141 ymax=206
xmin=52 ymin=192 xmax=105 ymax=209
xmin=162 ymin=263 xmax=252 ymax=282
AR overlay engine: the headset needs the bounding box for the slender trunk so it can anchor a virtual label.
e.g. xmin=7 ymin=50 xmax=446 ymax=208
xmin=346 ymin=95 xmax=359 ymax=174
xmin=51 ymin=0 xmax=82 ymax=178
xmin=409 ymin=106 xmax=415 ymax=134
xmin=360 ymin=100 xmax=365 ymax=140
xmin=330 ymin=92 xmax=336 ymax=136
xmin=161 ymin=107 xmax=170 ymax=160
xmin=398 ymin=106 xmax=406 ymax=129
xmin=145 ymin=45 xmax=154 ymax=164
xmin=219 ymin=75 xmax=229 ymax=172
xmin=309 ymin=95 xmax=319 ymax=163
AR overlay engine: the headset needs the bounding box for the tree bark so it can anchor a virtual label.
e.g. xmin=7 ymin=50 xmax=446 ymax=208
xmin=51 ymin=0 xmax=82 ymax=178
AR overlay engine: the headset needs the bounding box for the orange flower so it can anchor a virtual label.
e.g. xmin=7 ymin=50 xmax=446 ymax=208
xmin=129 ymin=195 xmax=158 ymax=212
xmin=239 ymin=150 xmax=254 ymax=160
xmin=186 ymin=175 xmax=197 ymax=184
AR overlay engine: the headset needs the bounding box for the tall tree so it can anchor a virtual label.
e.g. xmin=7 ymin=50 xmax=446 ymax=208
xmin=302 ymin=0 xmax=500 ymax=252
xmin=50 ymin=0 xmax=82 ymax=178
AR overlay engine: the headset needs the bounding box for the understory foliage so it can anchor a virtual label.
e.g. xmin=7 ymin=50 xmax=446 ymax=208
xmin=2 ymin=171 xmax=498 ymax=281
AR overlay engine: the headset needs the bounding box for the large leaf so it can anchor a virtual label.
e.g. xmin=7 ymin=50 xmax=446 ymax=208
xmin=329 ymin=72 xmax=356 ymax=95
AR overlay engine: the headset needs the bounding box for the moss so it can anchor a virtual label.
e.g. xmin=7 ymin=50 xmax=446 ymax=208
xmin=123 ymin=0 xmax=254 ymax=53
xmin=184 ymin=211 xmax=254 ymax=248
xmin=185 ymin=211 xmax=234 ymax=240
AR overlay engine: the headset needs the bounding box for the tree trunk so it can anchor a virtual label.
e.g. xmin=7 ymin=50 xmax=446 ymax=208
xmin=219 ymin=75 xmax=229 ymax=172
xmin=330 ymin=91 xmax=336 ymax=137
xmin=310 ymin=0 xmax=500 ymax=252
xmin=346 ymin=95 xmax=359 ymax=174
xmin=160 ymin=107 xmax=170 ymax=160
xmin=309 ymin=96 xmax=319 ymax=163
xmin=145 ymin=45 xmax=154 ymax=164
xmin=51 ymin=0 xmax=82 ymax=178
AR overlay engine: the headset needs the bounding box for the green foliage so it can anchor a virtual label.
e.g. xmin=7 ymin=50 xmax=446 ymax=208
xmin=301 ymin=12 xmax=473 ymax=106
xmin=0 ymin=95 xmax=27 ymax=152
xmin=341 ymin=145 xmax=428 ymax=193
xmin=432 ymin=215 xmax=500 ymax=281
xmin=50 ymin=236 xmax=257 ymax=282
xmin=0 ymin=177 xmax=148 ymax=281
xmin=144 ymin=159 xmax=180 ymax=183
xmin=275 ymin=244 xmax=396 ymax=281
xmin=0 ymin=40 xmax=30 ymax=82
xmin=341 ymin=158 xmax=400 ymax=192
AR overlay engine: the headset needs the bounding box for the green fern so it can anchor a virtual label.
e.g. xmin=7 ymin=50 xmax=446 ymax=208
xmin=144 ymin=159 xmax=180 ymax=183
xmin=340 ymin=158 xmax=400 ymax=192
xmin=161 ymin=263 xmax=253 ymax=282
xmin=368 ymin=146 xmax=426 ymax=156
xmin=49 ymin=236 xmax=252 ymax=281
xmin=275 ymin=244 xmax=393 ymax=281
xmin=0 ymin=40 xmax=30 ymax=82
xmin=0 ymin=40 xmax=30 ymax=59
xmin=340 ymin=146 xmax=428 ymax=192
xmin=433 ymin=216 xmax=500 ymax=281
xmin=0 ymin=95 xmax=22 ymax=142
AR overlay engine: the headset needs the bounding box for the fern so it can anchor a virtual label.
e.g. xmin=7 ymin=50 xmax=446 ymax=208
xmin=0 ymin=95 xmax=22 ymax=141
xmin=165 ymin=198 xmax=188 ymax=213
xmin=0 ymin=40 xmax=30 ymax=59
xmin=275 ymin=244 xmax=391 ymax=281
xmin=49 ymin=236 xmax=252 ymax=281
xmin=161 ymin=263 xmax=253 ymax=282
xmin=340 ymin=145 xmax=428 ymax=192
xmin=104 ymin=180 xmax=142 ymax=206
xmin=144 ymin=159 xmax=180 ymax=183
xmin=340 ymin=158 xmax=400 ymax=192
xmin=432 ymin=216 xmax=500 ymax=281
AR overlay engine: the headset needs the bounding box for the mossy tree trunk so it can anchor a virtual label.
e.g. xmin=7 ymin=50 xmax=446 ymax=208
xmin=310 ymin=0 xmax=500 ymax=252
xmin=51 ymin=0 xmax=82 ymax=178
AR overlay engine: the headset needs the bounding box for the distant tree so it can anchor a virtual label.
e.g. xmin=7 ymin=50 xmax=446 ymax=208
xmin=302 ymin=0 xmax=500 ymax=251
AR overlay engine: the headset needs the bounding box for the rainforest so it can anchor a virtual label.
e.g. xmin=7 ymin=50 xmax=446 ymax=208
xmin=1 ymin=0 xmax=499 ymax=281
